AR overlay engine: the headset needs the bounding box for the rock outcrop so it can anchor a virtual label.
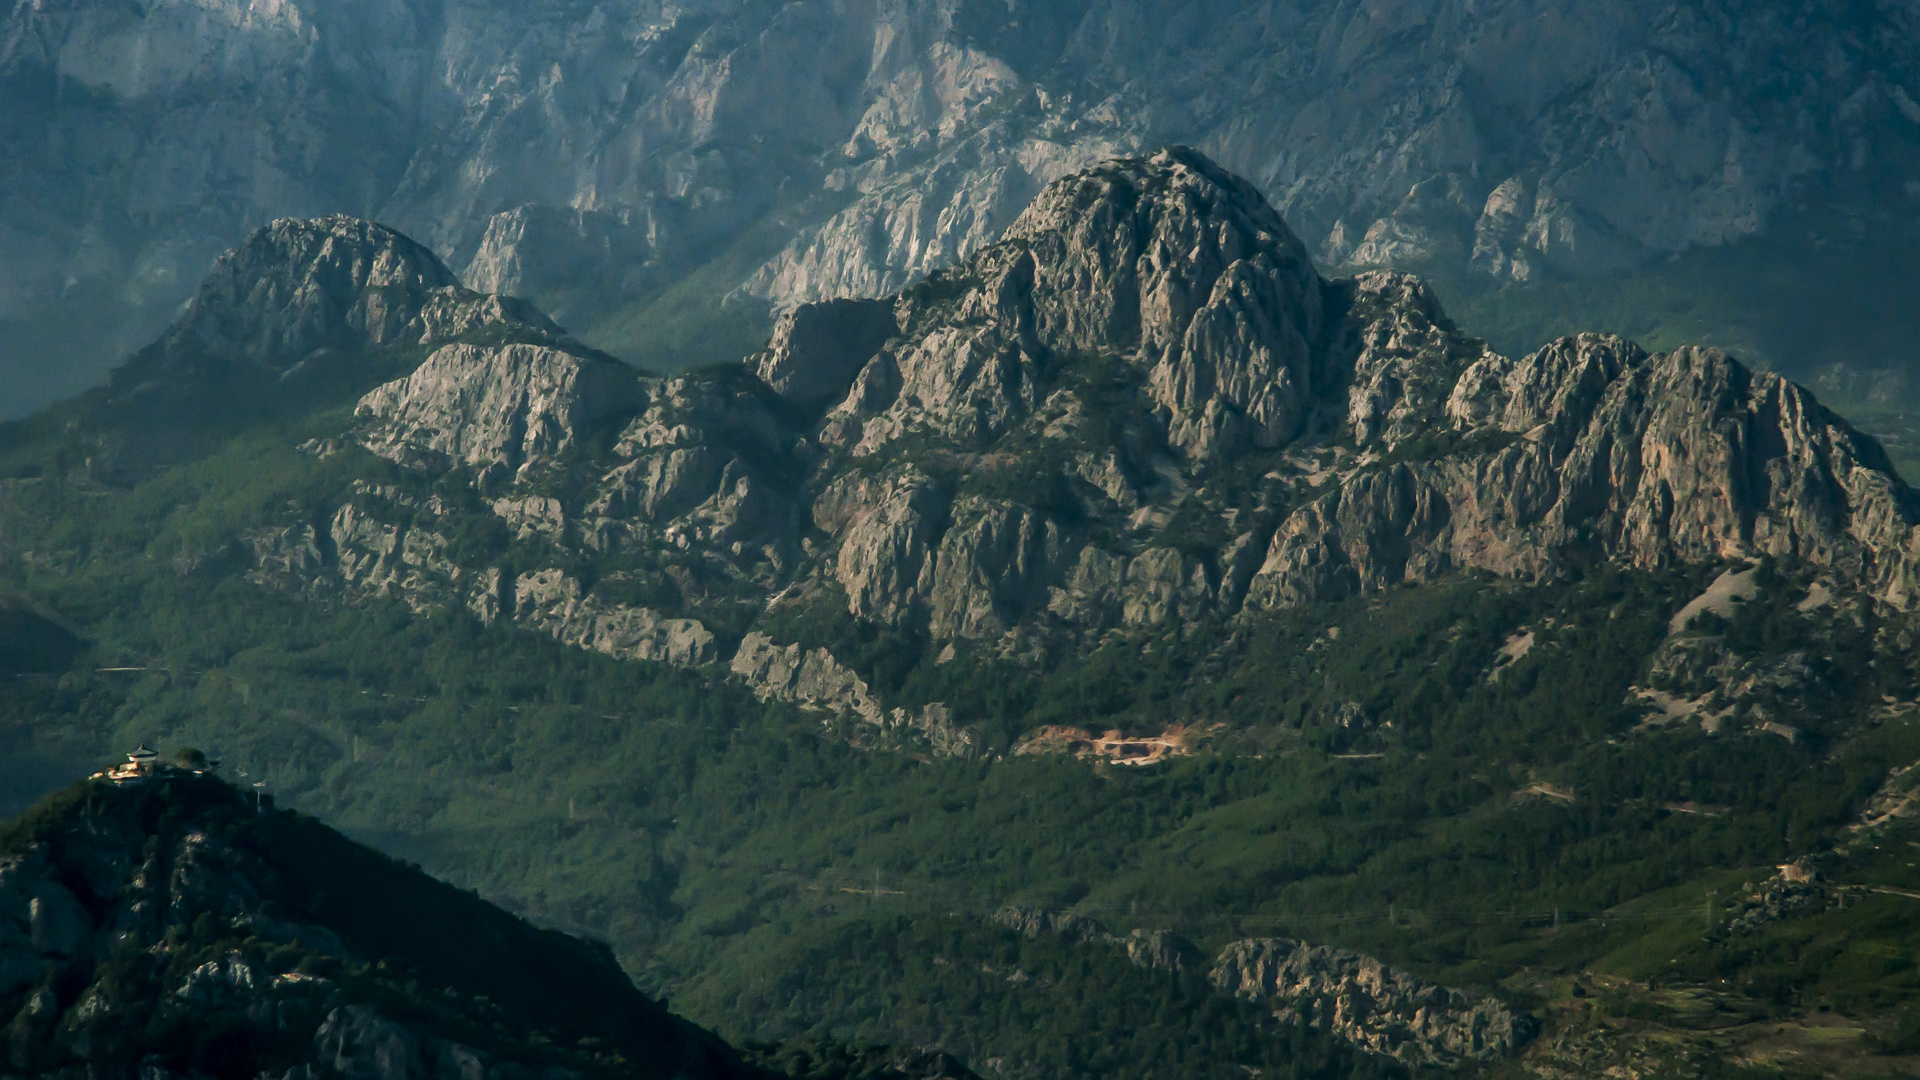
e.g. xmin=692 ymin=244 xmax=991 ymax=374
xmin=158 ymin=217 xmax=557 ymax=367
xmin=114 ymin=216 xmax=569 ymax=399
xmin=731 ymin=633 xmax=976 ymax=758
xmin=770 ymin=149 xmax=1920 ymax=649
xmin=1213 ymin=938 xmax=1535 ymax=1066
xmin=515 ymin=569 xmax=717 ymax=668
xmin=991 ymin=905 xmax=1116 ymax=947
xmin=1709 ymin=863 xmax=1833 ymax=938
xmin=754 ymin=299 xmax=898 ymax=410
xmin=1245 ymin=332 xmax=1920 ymax=607
xmin=192 ymin=152 xmax=1920 ymax=759
xmin=357 ymin=342 xmax=643 ymax=478
xmin=990 ymin=906 xmax=1526 ymax=1063
xmin=992 ymin=905 xmax=1204 ymax=973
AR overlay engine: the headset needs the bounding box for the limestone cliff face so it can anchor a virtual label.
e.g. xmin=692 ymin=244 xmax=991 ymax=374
xmin=357 ymin=342 xmax=641 ymax=478
xmin=774 ymin=149 xmax=1920 ymax=650
xmin=808 ymin=146 xmax=1332 ymax=466
xmin=194 ymin=152 xmax=1920 ymax=756
xmin=7 ymin=0 xmax=1917 ymax=418
xmin=1213 ymin=938 xmax=1534 ymax=1067
xmin=990 ymin=906 xmax=1531 ymax=1065
xmin=110 ymin=215 xmax=567 ymax=405
xmin=159 ymin=217 xmax=492 ymax=368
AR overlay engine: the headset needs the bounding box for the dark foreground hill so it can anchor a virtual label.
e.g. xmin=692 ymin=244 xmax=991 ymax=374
xmin=0 ymin=761 xmax=757 ymax=1078
xmin=0 ymin=763 xmax=980 ymax=1080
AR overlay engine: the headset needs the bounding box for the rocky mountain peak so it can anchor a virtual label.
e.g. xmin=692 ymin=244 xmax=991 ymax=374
xmin=196 ymin=149 xmax=1920 ymax=755
xmin=131 ymin=215 xmax=568 ymax=390
xmin=808 ymin=146 xmax=1335 ymax=465
xmin=66 ymin=214 xmax=602 ymax=471
xmin=1008 ymin=145 xmax=1331 ymax=456
xmin=1000 ymin=145 xmax=1322 ymax=356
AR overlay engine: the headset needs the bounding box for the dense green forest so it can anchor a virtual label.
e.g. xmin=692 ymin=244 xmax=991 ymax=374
xmin=3 ymin=401 xmax=1919 ymax=1077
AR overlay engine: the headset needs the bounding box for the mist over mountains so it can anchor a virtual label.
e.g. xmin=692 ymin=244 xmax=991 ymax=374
xmin=6 ymin=0 xmax=1920 ymax=416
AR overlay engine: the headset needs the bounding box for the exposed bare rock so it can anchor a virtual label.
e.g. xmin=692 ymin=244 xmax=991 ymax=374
xmin=990 ymin=905 xmax=1202 ymax=973
xmin=991 ymin=905 xmax=1111 ymax=945
xmin=1340 ymin=271 xmax=1499 ymax=448
xmin=1124 ymin=928 xmax=1205 ymax=973
xmin=239 ymin=479 xmax=506 ymax=622
xmin=242 ymin=524 xmax=331 ymax=597
xmin=1245 ymin=333 xmax=1920 ymax=608
xmin=1008 ymin=149 xmax=1328 ymax=458
xmin=319 ymin=484 xmax=487 ymax=616
xmin=820 ymin=147 xmax=1328 ymax=464
xmin=202 ymin=154 xmax=1920 ymax=763
xmin=816 ymin=470 xmax=949 ymax=628
xmin=115 ymin=216 xmax=569 ymax=403
xmin=728 ymin=632 xmax=973 ymax=757
xmin=588 ymin=372 xmax=801 ymax=567
xmin=927 ymin=498 xmax=1068 ymax=640
xmin=730 ymin=632 xmax=887 ymax=723
xmin=1213 ymin=938 xmax=1535 ymax=1066
xmin=491 ymin=495 xmax=567 ymax=542
xmin=9 ymin=0 xmax=1920 ymax=421
xmin=356 ymin=343 xmax=642 ymax=477
xmin=463 ymin=204 xmax=657 ymax=303
xmin=736 ymin=1 xmax=1920 ymax=322
xmin=1710 ymin=863 xmax=1833 ymax=938
xmin=755 ymin=299 xmax=898 ymax=409
xmin=791 ymin=148 xmax=1918 ymax=646
xmin=512 ymin=569 xmax=716 ymax=668
xmin=468 ymin=567 xmax=506 ymax=627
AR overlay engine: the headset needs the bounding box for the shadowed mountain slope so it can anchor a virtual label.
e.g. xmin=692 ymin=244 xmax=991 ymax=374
xmin=0 ymin=766 xmax=752 ymax=1078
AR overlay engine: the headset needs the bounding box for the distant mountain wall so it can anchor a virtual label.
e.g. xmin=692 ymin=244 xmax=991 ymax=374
xmin=4 ymin=0 xmax=1918 ymax=414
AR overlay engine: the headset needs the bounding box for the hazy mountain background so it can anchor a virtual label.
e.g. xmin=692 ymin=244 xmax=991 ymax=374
xmin=7 ymin=0 xmax=1920 ymax=459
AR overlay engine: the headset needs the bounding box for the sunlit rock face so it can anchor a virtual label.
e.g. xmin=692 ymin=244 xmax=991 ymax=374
xmin=118 ymin=148 xmax=1920 ymax=755
xmin=768 ymin=147 xmax=1920 ymax=645
xmin=150 ymin=216 xmax=565 ymax=377
xmin=1213 ymin=937 xmax=1536 ymax=1067
xmin=6 ymin=0 xmax=1917 ymax=414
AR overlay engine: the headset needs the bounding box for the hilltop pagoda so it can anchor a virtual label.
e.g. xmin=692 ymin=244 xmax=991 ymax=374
xmin=98 ymin=744 xmax=161 ymax=783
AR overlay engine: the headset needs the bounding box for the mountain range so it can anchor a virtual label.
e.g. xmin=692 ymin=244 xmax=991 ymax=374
xmin=75 ymin=144 xmax=1918 ymax=758
xmin=6 ymin=0 xmax=1920 ymax=423
xmin=3 ymin=145 xmax=1920 ymax=1077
